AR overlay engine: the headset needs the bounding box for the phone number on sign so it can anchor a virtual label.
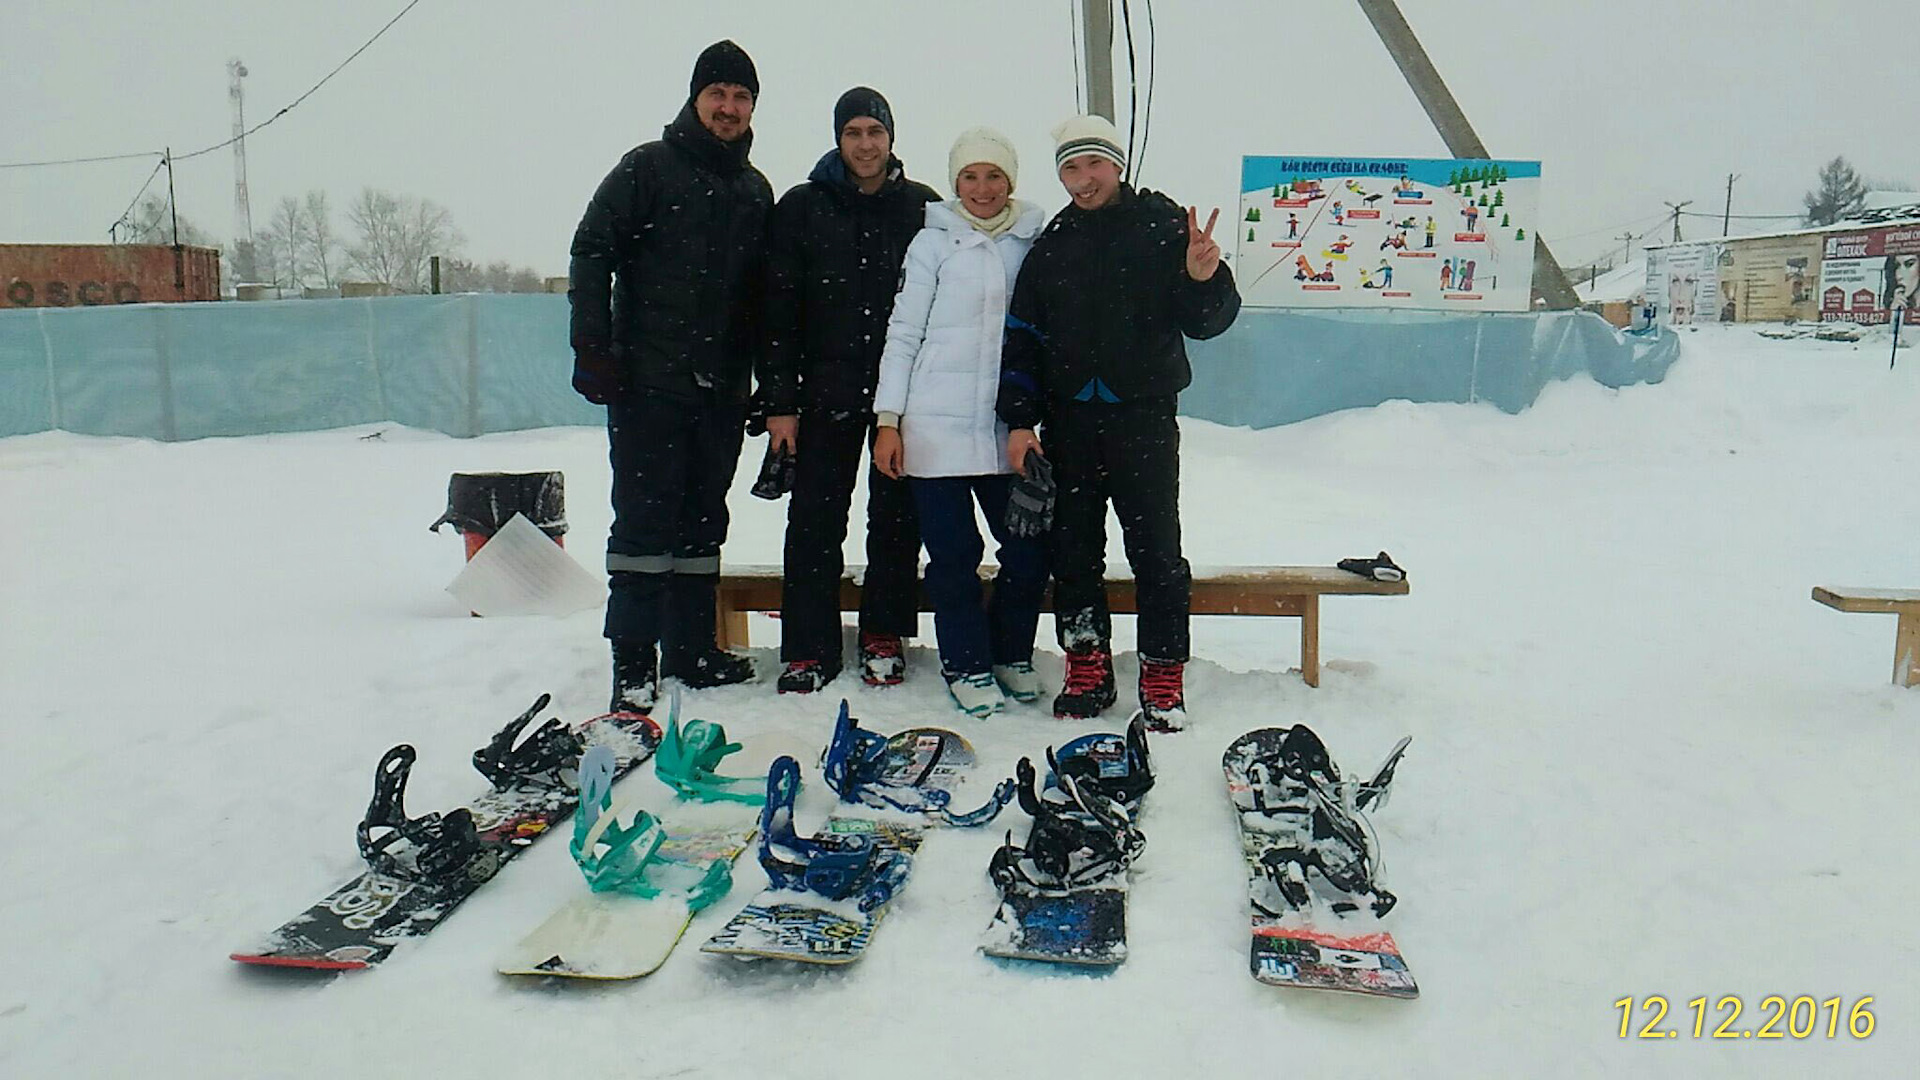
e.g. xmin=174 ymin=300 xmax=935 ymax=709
xmin=1615 ymin=996 xmax=1875 ymax=1040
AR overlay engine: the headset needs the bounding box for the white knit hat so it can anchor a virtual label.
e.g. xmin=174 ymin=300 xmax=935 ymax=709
xmin=947 ymin=127 xmax=1019 ymax=194
xmin=1051 ymin=115 xmax=1127 ymax=172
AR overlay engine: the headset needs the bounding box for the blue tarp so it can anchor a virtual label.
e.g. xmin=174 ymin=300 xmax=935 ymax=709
xmin=0 ymin=294 xmax=1677 ymax=441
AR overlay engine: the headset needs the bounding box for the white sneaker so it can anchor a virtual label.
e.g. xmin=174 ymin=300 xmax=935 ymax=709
xmin=992 ymin=661 xmax=1042 ymax=704
xmin=946 ymin=671 xmax=1006 ymax=718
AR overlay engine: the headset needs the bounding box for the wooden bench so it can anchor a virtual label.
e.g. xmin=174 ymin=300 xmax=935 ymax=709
xmin=1813 ymin=586 xmax=1920 ymax=688
xmin=714 ymin=565 xmax=1410 ymax=687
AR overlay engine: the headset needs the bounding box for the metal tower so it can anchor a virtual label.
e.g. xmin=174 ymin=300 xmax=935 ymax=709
xmin=228 ymin=58 xmax=258 ymax=282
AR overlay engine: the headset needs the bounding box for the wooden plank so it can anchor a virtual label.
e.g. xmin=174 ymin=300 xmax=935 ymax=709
xmin=716 ymin=564 xmax=1409 ymax=610
xmin=1897 ymin=612 xmax=1918 ymax=689
xmin=1813 ymin=586 xmax=1920 ymax=614
xmin=1301 ymin=595 xmax=1321 ymax=688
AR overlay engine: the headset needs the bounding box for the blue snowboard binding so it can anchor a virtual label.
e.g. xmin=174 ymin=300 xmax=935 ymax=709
xmin=820 ymin=700 xmax=1014 ymax=827
xmin=569 ymin=745 xmax=733 ymax=911
xmin=759 ymin=755 xmax=910 ymax=913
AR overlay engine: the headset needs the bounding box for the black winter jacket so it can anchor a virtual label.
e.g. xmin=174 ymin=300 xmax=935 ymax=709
xmin=569 ymin=104 xmax=775 ymax=401
xmin=997 ymin=185 xmax=1240 ymax=430
xmin=758 ymin=150 xmax=939 ymax=415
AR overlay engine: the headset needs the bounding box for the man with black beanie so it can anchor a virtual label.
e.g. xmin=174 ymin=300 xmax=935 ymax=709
xmin=759 ymin=86 xmax=939 ymax=693
xmin=568 ymin=40 xmax=774 ymax=713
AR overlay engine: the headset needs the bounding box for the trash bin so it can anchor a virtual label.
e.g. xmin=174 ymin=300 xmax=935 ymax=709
xmin=430 ymin=471 xmax=568 ymax=560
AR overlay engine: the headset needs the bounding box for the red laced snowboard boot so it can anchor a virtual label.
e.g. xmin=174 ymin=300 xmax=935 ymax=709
xmin=1052 ymin=647 xmax=1118 ymax=719
xmin=1137 ymin=657 xmax=1187 ymax=732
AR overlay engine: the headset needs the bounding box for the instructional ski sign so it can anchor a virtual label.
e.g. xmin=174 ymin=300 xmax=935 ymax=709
xmin=1235 ymin=155 xmax=1540 ymax=312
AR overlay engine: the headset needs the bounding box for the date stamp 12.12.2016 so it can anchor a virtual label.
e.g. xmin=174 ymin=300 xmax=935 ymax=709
xmin=1615 ymin=995 xmax=1875 ymax=1041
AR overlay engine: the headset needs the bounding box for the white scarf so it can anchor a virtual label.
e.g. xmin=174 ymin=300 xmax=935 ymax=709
xmin=949 ymin=198 xmax=1020 ymax=238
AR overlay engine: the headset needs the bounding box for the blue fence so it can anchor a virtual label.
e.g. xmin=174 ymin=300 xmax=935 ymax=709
xmin=0 ymin=294 xmax=1676 ymax=441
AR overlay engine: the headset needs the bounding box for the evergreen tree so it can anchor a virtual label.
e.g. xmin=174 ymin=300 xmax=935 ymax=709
xmin=1801 ymin=156 xmax=1868 ymax=226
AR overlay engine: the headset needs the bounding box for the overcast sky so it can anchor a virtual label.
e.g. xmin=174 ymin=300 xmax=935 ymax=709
xmin=5 ymin=1 xmax=1916 ymax=276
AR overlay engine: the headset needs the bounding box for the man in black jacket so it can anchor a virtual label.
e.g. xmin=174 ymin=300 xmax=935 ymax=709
xmin=759 ymin=87 xmax=939 ymax=694
xmin=998 ymin=115 xmax=1240 ymax=730
xmin=569 ymin=40 xmax=775 ymax=713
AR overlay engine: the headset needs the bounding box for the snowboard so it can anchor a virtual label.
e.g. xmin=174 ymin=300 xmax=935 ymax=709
xmin=231 ymin=705 xmax=661 ymax=971
xmin=1224 ymin=727 xmax=1418 ymax=999
xmin=497 ymin=824 xmax=756 ymax=979
xmin=700 ymin=817 xmax=923 ymax=965
xmin=981 ymin=719 xmax=1150 ymax=968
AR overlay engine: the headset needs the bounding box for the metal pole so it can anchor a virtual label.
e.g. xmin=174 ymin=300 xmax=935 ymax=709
xmin=164 ymin=147 xmax=179 ymax=248
xmin=1354 ymin=0 xmax=1580 ymax=310
xmin=1081 ymin=0 xmax=1115 ymax=121
xmin=1664 ymin=200 xmax=1692 ymax=243
xmin=431 ymin=255 xmax=441 ymax=295
xmin=1722 ymin=174 xmax=1738 ymax=237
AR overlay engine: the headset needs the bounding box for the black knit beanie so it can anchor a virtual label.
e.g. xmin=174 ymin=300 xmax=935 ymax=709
xmin=689 ymin=40 xmax=758 ymax=100
xmin=833 ymin=86 xmax=894 ymax=139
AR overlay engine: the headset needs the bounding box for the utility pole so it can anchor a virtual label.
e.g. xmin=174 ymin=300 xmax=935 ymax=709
xmin=1618 ymin=230 xmax=1636 ymax=265
xmin=1722 ymin=174 xmax=1738 ymax=237
xmin=1664 ymin=200 xmax=1693 ymax=243
xmin=1354 ymin=0 xmax=1580 ymax=310
xmin=164 ymin=147 xmax=179 ymax=248
xmin=1080 ymin=0 xmax=1115 ymax=121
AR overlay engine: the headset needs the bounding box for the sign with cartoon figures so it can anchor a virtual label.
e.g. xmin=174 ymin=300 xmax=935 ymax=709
xmin=1235 ymin=155 xmax=1541 ymax=311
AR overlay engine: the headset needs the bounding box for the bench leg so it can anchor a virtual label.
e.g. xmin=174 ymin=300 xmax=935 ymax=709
xmin=1300 ymin=595 xmax=1320 ymax=688
xmin=1897 ymin=612 xmax=1918 ymax=689
xmin=715 ymin=594 xmax=750 ymax=652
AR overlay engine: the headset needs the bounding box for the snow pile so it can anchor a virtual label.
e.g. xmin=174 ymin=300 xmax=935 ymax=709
xmin=1 ymin=325 xmax=1914 ymax=1078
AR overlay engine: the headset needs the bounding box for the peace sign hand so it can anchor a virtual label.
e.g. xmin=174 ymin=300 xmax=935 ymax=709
xmin=1186 ymin=206 xmax=1222 ymax=282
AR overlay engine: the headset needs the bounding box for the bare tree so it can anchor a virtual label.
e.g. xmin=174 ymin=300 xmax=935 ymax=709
xmin=302 ymin=190 xmax=339 ymax=288
xmin=344 ymin=187 xmax=463 ymax=292
xmin=438 ymin=255 xmax=546 ymax=294
xmin=255 ymin=196 xmax=308 ymax=290
xmin=120 ymin=195 xmax=214 ymax=247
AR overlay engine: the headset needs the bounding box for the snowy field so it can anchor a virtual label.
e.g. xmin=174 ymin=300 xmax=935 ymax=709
xmin=3 ymin=325 xmax=1916 ymax=1078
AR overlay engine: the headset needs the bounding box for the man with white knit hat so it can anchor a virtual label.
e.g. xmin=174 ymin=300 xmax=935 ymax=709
xmin=997 ymin=113 xmax=1241 ymax=731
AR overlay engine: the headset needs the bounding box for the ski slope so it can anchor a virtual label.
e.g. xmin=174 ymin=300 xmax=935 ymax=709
xmin=2 ymin=325 xmax=1915 ymax=1078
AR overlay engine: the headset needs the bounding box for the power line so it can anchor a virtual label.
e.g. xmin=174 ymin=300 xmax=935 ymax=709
xmin=1139 ymin=0 xmax=1156 ymax=183
xmin=107 ymin=157 xmax=169 ymax=241
xmin=0 ymin=0 xmax=424 ymax=171
xmin=174 ymin=0 xmax=423 ymax=163
xmin=1 ymin=149 xmax=163 ymax=171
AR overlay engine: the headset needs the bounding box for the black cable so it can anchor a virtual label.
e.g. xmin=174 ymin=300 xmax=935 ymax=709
xmin=175 ymin=0 xmax=423 ymax=163
xmin=1 ymin=149 xmax=162 ymax=171
xmin=1119 ymin=0 xmax=1138 ymax=184
xmin=3 ymin=0 xmax=422 ymax=171
xmin=107 ymin=158 xmax=169 ymax=238
xmin=1138 ymin=0 xmax=1155 ymax=183
xmin=1068 ymin=0 xmax=1084 ymax=115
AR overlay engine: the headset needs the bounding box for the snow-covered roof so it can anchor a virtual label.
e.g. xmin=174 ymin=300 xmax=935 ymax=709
xmin=1575 ymin=260 xmax=1647 ymax=304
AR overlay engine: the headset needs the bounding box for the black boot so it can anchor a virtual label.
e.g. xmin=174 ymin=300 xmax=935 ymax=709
xmin=609 ymin=639 xmax=658 ymax=715
xmin=660 ymin=573 xmax=754 ymax=688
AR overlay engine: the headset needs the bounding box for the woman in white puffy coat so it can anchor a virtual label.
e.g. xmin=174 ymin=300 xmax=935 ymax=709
xmin=871 ymin=127 xmax=1049 ymax=718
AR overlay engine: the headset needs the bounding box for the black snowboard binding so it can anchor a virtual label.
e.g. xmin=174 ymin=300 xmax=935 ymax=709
xmin=1237 ymin=724 xmax=1402 ymax=918
xmin=989 ymin=760 xmax=1145 ymax=895
xmin=470 ymin=693 xmax=585 ymax=792
xmin=357 ymin=745 xmax=497 ymax=885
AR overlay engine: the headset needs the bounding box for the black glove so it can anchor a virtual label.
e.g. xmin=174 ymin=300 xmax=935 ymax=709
xmin=1005 ymin=449 xmax=1055 ymax=538
xmin=571 ymin=343 xmax=624 ymax=405
xmin=751 ymin=444 xmax=796 ymax=500
xmin=1337 ymin=551 xmax=1405 ymax=582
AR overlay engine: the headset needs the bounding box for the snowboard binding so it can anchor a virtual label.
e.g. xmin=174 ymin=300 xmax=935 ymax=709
xmin=759 ymin=755 xmax=909 ymax=913
xmin=654 ymin=689 xmax=764 ymax=805
xmin=569 ymin=745 xmax=733 ymax=911
xmin=1233 ymin=725 xmax=1406 ymax=919
xmin=471 ymin=693 xmax=585 ymax=792
xmin=989 ymin=758 xmax=1145 ymax=894
xmin=820 ymin=700 xmax=1014 ymax=828
xmin=357 ymin=744 xmax=494 ymax=884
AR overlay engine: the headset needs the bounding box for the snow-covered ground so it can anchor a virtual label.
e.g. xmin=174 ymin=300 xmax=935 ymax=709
xmin=3 ymin=325 xmax=1915 ymax=1078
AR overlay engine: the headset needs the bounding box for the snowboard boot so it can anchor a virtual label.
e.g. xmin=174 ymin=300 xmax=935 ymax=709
xmin=992 ymin=660 xmax=1043 ymax=704
xmin=776 ymin=659 xmax=838 ymax=694
xmin=609 ymin=640 xmax=659 ymax=715
xmin=858 ymin=632 xmax=906 ymax=686
xmin=1137 ymin=657 xmax=1188 ymax=732
xmin=660 ymin=572 xmax=754 ymax=689
xmin=946 ymin=671 xmax=1006 ymax=719
xmin=1052 ymin=646 xmax=1117 ymax=718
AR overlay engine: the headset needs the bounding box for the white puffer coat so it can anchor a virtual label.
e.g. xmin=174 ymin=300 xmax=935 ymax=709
xmin=873 ymin=199 xmax=1047 ymax=478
